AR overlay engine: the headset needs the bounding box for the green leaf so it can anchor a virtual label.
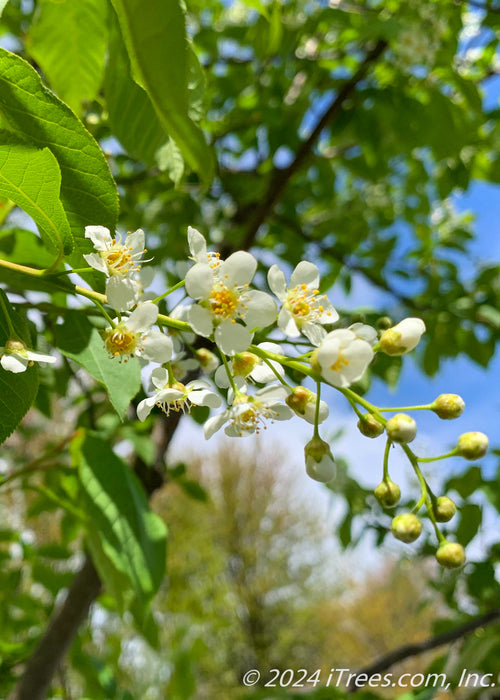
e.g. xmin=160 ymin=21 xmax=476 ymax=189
xmin=0 ymin=290 xmax=39 ymax=445
xmin=0 ymin=135 xmax=73 ymax=261
xmin=0 ymin=48 xmax=118 ymax=275
xmin=110 ymin=0 xmax=214 ymax=185
xmin=0 ymin=0 xmax=9 ymax=18
xmin=240 ymin=0 xmax=270 ymax=20
xmin=156 ymin=138 xmax=185 ymax=185
xmin=73 ymin=432 xmax=167 ymax=609
xmin=28 ymin=0 xmax=108 ymax=114
xmin=104 ymin=16 xmax=168 ymax=166
xmin=55 ymin=311 xmax=141 ymax=418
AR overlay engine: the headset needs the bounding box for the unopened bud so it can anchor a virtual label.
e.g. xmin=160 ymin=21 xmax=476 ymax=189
xmin=436 ymin=542 xmax=466 ymax=568
xmin=304 ymin=436 xmax=336 ymax=483
xmin=432 ymin=394 xmax=465 ymax=420
xmin=374 ymin=480 xmax=401 ymax=507
xmin=377 ymin=316 xmax=393 ymax=331
xmin=4 ymin=338 xmax=27 ymax=354
xmin=232 ymin=352 xmax=259 ymax=377
xmin=391 ymin=513 xmax=422 ymax=543
xmin=379 ymin=318 xmax=426 ymax=356
xmin=195 ymin=348 xmax=219 ymax=372
xmin=457 ymin=432 xmax=489 ymax=460
xmin=433 ymin=496 xmax=456 ymax=522
xmin=286 ymin=386 xmax=329 ymax=425
xmin=357 ymin=413 xmax=385 ymax=438
xmin=386 ymin=413 xmax=417 ymax=444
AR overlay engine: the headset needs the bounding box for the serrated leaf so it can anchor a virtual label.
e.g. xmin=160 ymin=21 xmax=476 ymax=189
xmin=0 ymin=48 xmax=118 ymax=277
xmin=73 ymin=432 xmax=167 ymax=609
xmin=104 ymin=16 xmax=168 ymax=165
xmin=0 ymin=290 xmax=39 ymax=445
xmin=28 ymin=0 xmax=108 ymax=114
xmin=0 ymin=135 xmax=73 ymax=260
xmin=110 ymin=0 xmax=214 ymax=185
xmin=55 ymin=311 xmax=141 ymax=418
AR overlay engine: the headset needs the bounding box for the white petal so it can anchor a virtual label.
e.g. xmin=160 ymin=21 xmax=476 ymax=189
xmin=151 ymin=367 xmax=169 ymax=389
xmin=215 ymin=321 xmax=252 ymax=354
xmin=214 ymin=364 xmax=230 ymax=388
xmin=26 ymin=350 xmax=56 ymax=364
xmin=188 ymin=226 xmax=207 ymax=262
xmin=106 ymin=276 xmax=140 ymax=311
xmin=317 ymin=300 xmax=339 ymax=325
xmin=290 ymin=261 xmax=319 ymax=289
xmin=243 ymin=291 xmax=277 ymax=329
xmin=272 ymin=404 xmax=294 ymax=421
xmin=256 ymin=384 xmax=289 ymax=400
xmin=349 ymin=322 xmax=378 ymax=346
xmin=278 ymin=306 xmax=300 ymax=337
xmin=126 ymin=229 xmax=145 ymax=256
xmin=188 ymin=304 xmax=214 ymax=338
xmin=267 ymin=264 xmax=288 ymax=300
xmin=1 ymin=354 xmax=28 ymax=373
xmin=302 ymin=322 xmax=327 ymax=346
xmin=190 ymin=389 xmax=222 ymax=408
xmin=186 ymin=379 xmax=211 ymax=390
xmin=83 ymin=253 xmax=107 ymax=274
xmin=303 ymin=400 xmax=329 ymax=424
xmin=257 ymin=342 xmax=282 ymax=355
xmin=185 ymin=263 xmax=213 ymax=299
xmin=204 ymin=412 xmax=228 ymax=439
xmin=84 ymin=225 xmax=112 ymax=251
xmin=140 ymin=330 xmax=173 ymax=363
xmin=127 ymin=301 xmax=158 ymax=332
xmin=322 ymin=328 xmax=356 ymax=345
xmin=221 ymin=251 xmax=257 ymax=287
xmin=250 ymin=362 xmax=282 ymax=383
xmin=137 ymin=396 xmax=157 ymax=422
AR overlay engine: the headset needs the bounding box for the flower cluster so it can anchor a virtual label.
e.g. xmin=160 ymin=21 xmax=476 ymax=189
xmin=1 ymin=223 xmax=486 ymax=570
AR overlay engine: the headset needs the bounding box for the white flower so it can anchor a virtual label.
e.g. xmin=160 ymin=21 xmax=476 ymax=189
xmin=204 ymin=385 xmax=293 ymax=438
xmin=304 ymin=436 xmax=336 ymax=482
xmin=185 ymin=232 xmax=277 ymax=354
xmin=214 ymin=342 xmax=284 ymax=389
xmin=379 ymin=318 xmax=426 ymax=356
xmin=103 ymin=301 xmax=173 ymax=363
xmin=267 ymin=261 xmax=339 ymax=345
xmin=171 ymin=351 xmax=199 ymax=381
xmin=137 ymin=368 xmax=221 ymax=421
xmin=314 ymin=329 xmax=373 ymax=387
xmin=0 ymin=339 xmax=56 ymax=374
xmin=83 ymin=226 xmax=149 ymax=311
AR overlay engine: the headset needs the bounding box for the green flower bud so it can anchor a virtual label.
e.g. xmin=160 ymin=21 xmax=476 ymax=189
xmin=386 ymin=413 xmax=417 ymax=444
xmin=433 ymin=496 xmax=456 ymax=523
xmin=304 ymin=436 xmax=336 ymax=483
xmin=232 ymin=352 xmax=259 ymax=377
xmin=374 ymin=480 xmax=401 ymax=507
xmin=457 ymin=432 xmax=489 ymax=460
xmin=195 ymin=348 xmax=219 ymax=372
xmin=432 ymin=394 xmax=465 ymax=420
xmin=377 ymin=316 xmax=393 ymax=331
xmin=436 ymin=542 xmax=466 ymax=569
xmin=391 ymin=513 xmax=422 ymax=543
xmin=357 ymin=413 xmax=385 ymax=438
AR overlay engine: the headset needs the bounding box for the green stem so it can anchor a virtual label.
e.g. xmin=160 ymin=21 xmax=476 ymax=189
xmin=151 ymin=279 xmax=186 ymax=304
xmin=383 ymin=439 xmax=392 ymax=481
xmin=0 ymin=292 xmax=17 ymax=337
xmin=313 ymin=381 xmax=322 ymax=438
xmin=220 ymin=351 xmax=238 ymax=394
xmin=45 ymin=267 xmax=94 ymax=278
xmin=166 ymin=362 xmax=176 ymax=385
xmin=418 ymin=448 xmax=459 ymax=463
xmin=378 ymin=404 xmax=432 ymax=412
xmin=262 ymin=357 xmax=293 ymax=389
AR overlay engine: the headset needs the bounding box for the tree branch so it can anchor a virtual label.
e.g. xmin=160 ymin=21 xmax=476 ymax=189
xmin=10 ymin=556 xmax=101 ymax=700
xmin=235 ymin=39 xmax=387 ymax=253
xmin=347 ymin=608 xmax=500 ymax=693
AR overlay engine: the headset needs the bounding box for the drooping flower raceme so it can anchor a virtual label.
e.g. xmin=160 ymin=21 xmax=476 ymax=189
xmin=83 ymin=226 xmax=148 ymax=311
xmin=137 ymin=367 xmax=222 ymax=421
xmin=0 ymin=339 xmax=56 ymax=374
xmin=314 ymin=329 xmax=374 ymax=387
xmin=102 ymin=302 xmax=173 ymax=363
xmin=185 ymin=233 xmax=277 ymax=354
xmin=267 ymin=261 xmax=339 ymax=345
xmin=204 ymin=385 xmax=294 ymax=438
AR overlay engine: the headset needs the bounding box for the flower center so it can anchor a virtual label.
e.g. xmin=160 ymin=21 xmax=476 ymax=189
xmin=287 ymin=284 xmax=330 ymax=322
xmin=330 ymin=352 xmax=350 ymax=373
xmin=156 ymin=382 xmax=189 ymax=416
xmin=209 ymin=283 xmax=239 ymax=319
xmin=104 ymin=327 xmax=138 ymax=359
